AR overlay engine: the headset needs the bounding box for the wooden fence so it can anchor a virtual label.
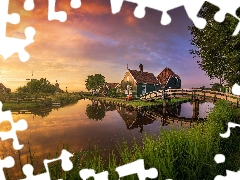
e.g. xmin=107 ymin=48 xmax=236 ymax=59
xmin=0 ymin=96 xmax=52 ymax=104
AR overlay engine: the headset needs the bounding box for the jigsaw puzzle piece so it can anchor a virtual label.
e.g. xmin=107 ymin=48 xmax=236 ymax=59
xmin=79 ymin=169 xmax=109 ymax=180
xmin=215 ymin=170 xmax=240 ymax=180
xmin=0 ymin=27 xmax=36 ymax=62
xmin=232 ymin=83 xmax=240 ymax=95
xmin=48 ymin=0 xmax=67 ymax=22
xmin=21 ymin=164 xmax=50 ymax=180
xmin=0 ymin=102 xmax=28 ymax=150
xmin=70 ymin=0 xmax=81 ymax=9
xmin=196 ymin=2 xmax=239 ymax=36
xmin=0 ymin=0 xmax=36 ymax=62
xmin=116 ymin=159 xmax=158 ymax=180
xmin=21 ymin=149 xmax=73 ymax=180
xmin=0 ymin=156 xmax=14 ymax=180
xmin=24 ymin=0 xmax=35 ymax=11
xmin=110 ymin=0 xmax=185 ymax=25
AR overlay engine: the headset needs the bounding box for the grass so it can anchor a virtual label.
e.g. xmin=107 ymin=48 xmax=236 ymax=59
xmin=89 ymin=96 xmax=190 ymax=108
xmin=37 ymin=99 xmax=240 ymax=180
xmin=2 ymin=102 xmax=46 ymax=111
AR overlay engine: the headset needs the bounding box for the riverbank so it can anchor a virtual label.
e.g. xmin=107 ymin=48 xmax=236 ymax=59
xmin=46 ymin=99 xmax=240 ymax=180
xmin=1 ymin=93 xmax=80 ymax=111
xmin=87 ymin=96 xmax=190 ymax=109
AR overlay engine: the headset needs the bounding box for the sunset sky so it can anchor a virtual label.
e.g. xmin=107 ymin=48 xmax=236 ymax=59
xmin=0 ymin=0 xmax=218 ymax=92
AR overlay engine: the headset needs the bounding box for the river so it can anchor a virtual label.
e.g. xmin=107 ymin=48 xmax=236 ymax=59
xmin=0 ymin=99 xmax=214 ymax=179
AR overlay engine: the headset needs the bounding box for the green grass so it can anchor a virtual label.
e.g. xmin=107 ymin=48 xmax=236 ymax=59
xmin=89 ymin=96 xmax=190 ymax=108
xmin=2 ymin=102 xmax=46 ymax=111
xmin=0 ymin=93 xmax=79 ymax=111
xmin=40 ymin=100 xmax=240 ymax=180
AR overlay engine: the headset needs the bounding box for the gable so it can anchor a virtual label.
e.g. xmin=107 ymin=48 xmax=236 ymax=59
xmin=157 ymin=67 xmax=180 ymax=87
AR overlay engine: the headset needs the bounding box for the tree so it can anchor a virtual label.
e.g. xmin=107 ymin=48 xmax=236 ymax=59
xmin=108 ymin=88 xmax=117 ymax=97
xmin=189 ymin=2 xmax=240 ymax=86
xmin=16 ymin=78 xmax=56 ymax=94
xmin=85 ymin=74 xmax=105 ymax=93
xmin=211 ymin=83 xmax=221 ymax=91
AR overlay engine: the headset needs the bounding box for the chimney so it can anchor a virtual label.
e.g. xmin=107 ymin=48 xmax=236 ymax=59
xmin=139 ymin=63 xmax=143 ymax=72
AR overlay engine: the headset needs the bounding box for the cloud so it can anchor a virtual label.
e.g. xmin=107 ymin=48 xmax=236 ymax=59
xmin=2 ymin=0 xmax=213 ymax=91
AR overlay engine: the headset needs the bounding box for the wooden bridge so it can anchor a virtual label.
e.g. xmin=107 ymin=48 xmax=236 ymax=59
xmin=140 ymin=88 xmax=240 ymax=106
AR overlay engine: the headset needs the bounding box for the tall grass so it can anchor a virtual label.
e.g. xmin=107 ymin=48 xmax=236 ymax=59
xmin=33 ymin=100 xmax=240 ymax=179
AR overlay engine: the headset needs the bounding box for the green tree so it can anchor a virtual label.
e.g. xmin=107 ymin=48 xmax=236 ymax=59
xmin=85 ymin=74 xmax=105 ymax=92
xmin=211 ymin=83 xmax=221 ymax=91
xmin=16 ymin=78 xmax=56 ymax=94
xmin=189 ymin=2 xmax=240 ymax=86
xmin=108 ymin=88 xmax=117 ymax=97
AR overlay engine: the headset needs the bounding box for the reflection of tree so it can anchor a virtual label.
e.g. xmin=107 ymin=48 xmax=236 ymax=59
xmin=30 ymin=108 xmax=52 ymax=117
xmin=85 ymin=104 xmax=106 ymax=121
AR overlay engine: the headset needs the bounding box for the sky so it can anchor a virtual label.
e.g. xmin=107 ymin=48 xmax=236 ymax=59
xmin=0 ymin=0 xmax=218 ymax=92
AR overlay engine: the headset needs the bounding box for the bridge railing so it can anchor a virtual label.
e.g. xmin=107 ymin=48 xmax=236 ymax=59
xmin=140 ymin=88 xmax=240 ymax=104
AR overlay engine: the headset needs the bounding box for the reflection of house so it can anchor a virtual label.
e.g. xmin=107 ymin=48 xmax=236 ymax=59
xmin=156 ymin=67 xmax=181 ymax=89
xmin=120 ymin=64 xmax=161 ymax=97
xmin=117 ymin=107 xmax=155 ymax=133
xmin=0 ymin=83 xmax=11 ymax=93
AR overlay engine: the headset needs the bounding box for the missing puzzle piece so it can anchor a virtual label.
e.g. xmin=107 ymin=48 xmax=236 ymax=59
xmin=0 ymin=156 xmax=14 ymax=180
xmin=0 ymin=102 xmax=28 ymax=150
xmin=0 ymin=0 xmax=36 ymax=62
xmin=110 ymin=0 xmax=240 ymax=34
xmin=21 ymin=149 xmax=73 ymax=180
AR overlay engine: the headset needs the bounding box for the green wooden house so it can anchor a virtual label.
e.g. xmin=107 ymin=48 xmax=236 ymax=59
xmin=156 ymin=67 xmax=181 ymax=89
xmin=120 ymin=64 xmax=161 ymax=97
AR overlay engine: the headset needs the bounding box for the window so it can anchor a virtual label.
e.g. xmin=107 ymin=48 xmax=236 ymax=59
xmin=127 ymin=76 xmax=129 ymax=81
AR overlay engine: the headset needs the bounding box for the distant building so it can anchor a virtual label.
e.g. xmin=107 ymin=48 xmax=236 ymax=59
xmin=156 ymin=67 xmax=181 ymax=89
xmin=55 ymin=80 xmax=64 ymax=93
xmin=120 ymin=64 xmax=161 ymax=97
xmin=0 ymin=83 xmax=11 ymax=93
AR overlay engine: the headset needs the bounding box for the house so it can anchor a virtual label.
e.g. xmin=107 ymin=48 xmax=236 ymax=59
xmin=156 ymin=67 xmax=181 ymax=89
xmin=0 ymin=83 xmax=11 ymax=93
xmin=99 ymin=82 xmax=120 ymax=96
xmin=120 ymin=64 xmax=161 ymax=97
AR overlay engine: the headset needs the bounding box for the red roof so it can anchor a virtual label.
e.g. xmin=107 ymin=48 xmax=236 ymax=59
xmin=129 ymin=69 xmax=159 ymax=84
xmin=156 ymin=67 xmax=180 ymax=87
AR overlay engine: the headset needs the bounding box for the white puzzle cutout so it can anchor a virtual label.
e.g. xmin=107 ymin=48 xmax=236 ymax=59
xmin=21 ymin=149 xmax=73 ymax=180
xmin=0 ymin=102 xmax=28 ymax=150
xmin=110 ymin=0 xmax=240 ymax=35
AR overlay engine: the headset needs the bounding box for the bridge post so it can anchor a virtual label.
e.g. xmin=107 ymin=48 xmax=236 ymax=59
xmin=237 ymin=98 xmax=239 ymax=108
xmin=203 ymin=91 xmax=206 ymax=101
xmin=163 ymin=99 xmax=166 ymax=107
xmin=214 ymin=94 xmax=216 ymax=102
xmin=192 ymin=99 xmax=199 ymax=120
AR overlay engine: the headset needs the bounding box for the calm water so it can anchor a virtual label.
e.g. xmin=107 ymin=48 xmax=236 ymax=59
xmin=0 ymin=99 xmax=214 ymax=178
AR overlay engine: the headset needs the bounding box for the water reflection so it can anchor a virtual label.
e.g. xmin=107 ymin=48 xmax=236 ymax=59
xmin=85 ymin=100 xmax=214 ymax=132
xmin=117 ymin=108 xmax=155 ymax=133
xmin=1 ymin=99 xmax=214 ymax=179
